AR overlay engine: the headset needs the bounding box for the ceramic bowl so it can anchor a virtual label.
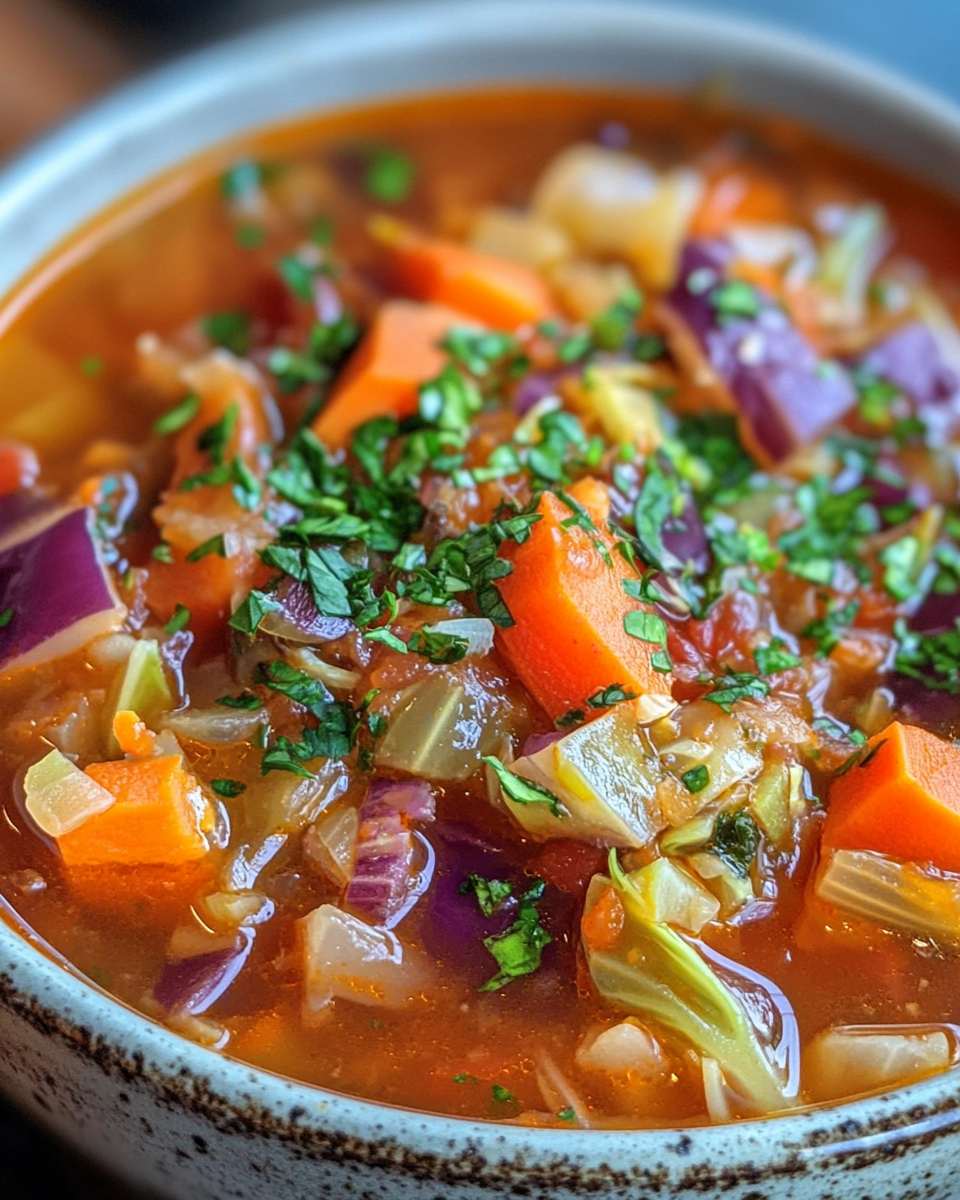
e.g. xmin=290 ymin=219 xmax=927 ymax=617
xmin=2 ymin=4 xmax=960 ymax=1197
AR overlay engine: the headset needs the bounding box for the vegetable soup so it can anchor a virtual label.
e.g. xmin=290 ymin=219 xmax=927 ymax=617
xmin=4 ymin=87 xmax=960 ymax=1127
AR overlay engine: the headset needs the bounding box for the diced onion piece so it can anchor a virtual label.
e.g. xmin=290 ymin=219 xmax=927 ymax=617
xmin=304 ymin=806 xmax=359 ymax=888
xmin=282 ymin=645 xmax=361 ymax=691
xmin=573 ymin=363 xmax=664 ymax=452
xmin=576 ymin=1021 xmax=664 ymax=1076
xmin=298 ymin=904 xmax=430 ymax=1024
xmin=701 ymin=1058 xmax=737 ymax=1124
xmin=423 ymin=618 xmax=494 ymax=658
xmin=469 ymin=207 xmax=572 ymax=270
xmin=532 ymin=144 xmax=702 ymax=287
xmin=24 ymin=748 xmax=116 ymax=838
xmin=163 ymin=705 xmax=265 ymax=745
xmin=0 ymin=508 xmax=126 ymax=674
xmin=803 ymin=1025 xmax=953 ymax=1104
xmin=626 ymin=857 xmax=720 ymax=934
xmin=749 ymin=760 xmax=792 ymax=847
xmin=815 ymin=848 xmax=960 ymax=941
xmin=687 ymin=852 xmax=755 ymax=915
xmin=202 ymin=891 xmax=274 ymax=929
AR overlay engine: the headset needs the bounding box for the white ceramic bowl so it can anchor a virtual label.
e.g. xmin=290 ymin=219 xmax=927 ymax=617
xmin=3 ymin=4 xmax=960 ymax=1197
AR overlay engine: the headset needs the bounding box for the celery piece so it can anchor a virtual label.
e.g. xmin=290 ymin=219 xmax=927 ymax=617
xmin=584 ymin=872 xmax=790 ymax=1114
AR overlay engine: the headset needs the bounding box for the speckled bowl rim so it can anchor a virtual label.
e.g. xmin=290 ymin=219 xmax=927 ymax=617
xmin=2 ymin=0 xmax=960 ymax=1182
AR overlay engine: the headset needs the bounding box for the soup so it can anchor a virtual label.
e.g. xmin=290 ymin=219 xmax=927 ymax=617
xmin=2 ymin=87 xmax=960 ymax=1128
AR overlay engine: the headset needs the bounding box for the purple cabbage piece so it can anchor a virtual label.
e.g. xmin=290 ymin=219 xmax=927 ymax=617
xmin=667 ymin=240 xmax=857 ymax=462
xmin=0 ymin=493 xmax=56 ymax=547
xmin=860 ymin=321 xmax=958 ymax=408
xmin=0 ymin=507 xmax=124 ymax=673
xmin=662 ymin=491 xmax=711 ymax=575
xmin=597 ymin=120 xmax=631 ymax=150
xmin=153 ymin=929 xmax=254 ymax=1016
xmin=513 ymin=371 xmax=567 ymax=416
xmin=345 ymin=777 xmax=436 ymax=926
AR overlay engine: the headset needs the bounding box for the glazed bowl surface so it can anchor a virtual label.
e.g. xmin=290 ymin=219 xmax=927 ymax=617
xmin=3 ymin=3 xmax=960 ymax=1197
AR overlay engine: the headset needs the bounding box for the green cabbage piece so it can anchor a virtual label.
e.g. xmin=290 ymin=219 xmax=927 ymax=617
xmin=584 ymin=856 xmax=790 ymax=1114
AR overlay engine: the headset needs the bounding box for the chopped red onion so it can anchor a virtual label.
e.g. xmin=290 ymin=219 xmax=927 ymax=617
xmin=666 ymin=241 xmax=856 ymax=462
xmin=522 ymin=730 xmax=566 ymax=757
xmin=514 ymin=371 xmax=565 ymax=416
xmin=0 ymin=507 xmax=126 ymax=673
xmin=260 ymin=578 xmax=354 ymax=644
xmin=860 ymin=321 xmax=958 ymax=408
xmin=153 ymin=929 xmax=254 ymax=1015
xmin=344 ymin=777 xmax=436 ymax=926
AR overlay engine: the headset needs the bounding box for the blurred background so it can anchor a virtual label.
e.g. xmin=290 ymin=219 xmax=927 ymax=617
xmin=1 ymin=0 xmax=958 ymax=1195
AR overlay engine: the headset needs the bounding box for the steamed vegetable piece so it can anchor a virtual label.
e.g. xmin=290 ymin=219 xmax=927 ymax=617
xmin=381 ymin=223 xmax=557 ymax=328
xmin=803 ymin=1026 xmax=953 ymax=1103
xmin=823 ymin=722 xmax=960 ymax=872
xmin=581 ymin=862 xmax=791 ymax=1113
xmin=815 ymin=849 xmax=960 ymax=941
xmin=24 ymin=748 xmax=116 ymax=838
xmin=299 ymin=903 xmax=430 ymax=1022
xmin=57 ymin=755 xmax=210 ymax=867
xmin=624 ymin=857 xmax=720 ymax=934
xmin=312 ymin=300 xmax=470 ymax=446
xmin=108 ymin=639 xmax=172 ymax=749
xmin=532 ymin=144 xmax=702 ymax=288
xmin=663 ymin=240 xmax=856 ymax=463
xmin=0 ymin=507 xmax=126 ymax=674
xmin=859 ymin=321 xmax=958 ymax=408
xmin=495 ymin=478 xmax=674 ymax=721
xmin=154 ymin=929 xmax=254 ymax=1016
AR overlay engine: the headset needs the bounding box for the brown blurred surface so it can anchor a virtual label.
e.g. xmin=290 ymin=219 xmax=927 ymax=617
xmin=0 ymin=0 xmax=130 ymax=157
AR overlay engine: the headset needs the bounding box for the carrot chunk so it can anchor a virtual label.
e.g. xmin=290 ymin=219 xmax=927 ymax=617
xmin=112 ymin=710 xmax=157 ymax=759
xmin=692 ymin=169 xmax=793 ymax=238
xmin=0 ymin=438 xmax=39 ymax=497
xmin=312 ymin=299 xmax=468 ymax=448
xmin=581 ymin=883 xmax=625 ymax=953
xmin=387 ymin=231 xmax=558 ymax=329
xmin=823 ymin=721 xmax=960 ymax=872
xmin=58 ymin=755 xmax=208 ymax=868
xmin=495 ymin=477 xmax=674 ymax=721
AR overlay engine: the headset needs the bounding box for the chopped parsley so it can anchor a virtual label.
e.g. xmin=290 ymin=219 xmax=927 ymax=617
xmin=408 ymin=628 xmax=470 ymax=664
xmin=151 ymin=543 xmax=174 ymax=563
xmin=228 ymin=589 xmax=280 ymax=636
xmin=777 ymin=477 xmax=877 ymax=585
xmin=894 ymin=617 xmax=960 ymax=693
xmin=278 ymin=253 xmax=320 ymax=303
xmin=710 ymin=278 xmax=762 ymax=321
xmin=154 ymin=393 xmax=200 ymax=436
xmin=364 ymin=147 xmax=416 ymax=202
xmin=623 ymin=609 xmax=672 ymax=673
xmin=80 ymin=354 xmax=103 ymax=377
xmin=706 ymin=809 xmax=760 ymax=878
xmin=201 ymin=310 xmax=251 ymax=355
xmin=453 ymin=1072 xmax=478 ymax=1085
xmin=586 ymin=683 xmax=637 ymax=708
xmin=556 ymin=1107 xmax=576 ymax=1122
xmin=479 ymin=880 xmax=552 ymax=993
xmin=801 ymin=598 xmax=860 ymax=657
xmin=211 ymin=778 xmax=246 ymax=798
xmin=754 ymin=637 xmax=802 ymax=676
xmin=555 ymin=708 xmax=585 ymax=729
xmin=0 ymin=607 xmax=13 ymax=629
xmin=681 ymin=764 xmax=710 ymax=794
xmin=216 ymin=691 xmax=261 ymax=710
xmin=459 ymin=874 xmax=514 ymax=916
xmin=491 ymin=1084 xmax=516 ymax=1104
xmin=221 ymin=160 xmax=262 ymax=199
xmin=879 ymin=534 xmax=923 ymax=602
xmin=703 ymin=670 xmax=769 ymax=712
xmin=482 ymin=756 xmax=565 ymax=818
xmin=163 ymin=604 xmax=191 ymax=634
xmin=185 ymin=533 xmax=228 ymax=563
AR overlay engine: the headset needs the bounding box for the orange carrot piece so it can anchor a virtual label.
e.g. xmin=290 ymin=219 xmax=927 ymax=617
xmin=387 ymin=234 xmax=558 ymax=329
xmin=112 ymin=710 xmax=157 ymax=759
xmin=692 ymin=169 xmax=794 ymax=238
xmin=581 ymin=884 xmax=625 ymax=953
xmin=58 ymin=755 xmax=208 ymax=868
xmin=823 ymin=722 xmax=960 ymax=872
xmin=0 ymin=438 xmax=39 ymax=497
xmin=312 ymin=299 xmax=469 ymax=447
xmin=495 ymin=477 xmax=674 ymax=721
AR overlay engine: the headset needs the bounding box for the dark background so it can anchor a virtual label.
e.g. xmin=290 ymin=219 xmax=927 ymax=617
xmin=1 ymin=0 xmax=958 ymax=1196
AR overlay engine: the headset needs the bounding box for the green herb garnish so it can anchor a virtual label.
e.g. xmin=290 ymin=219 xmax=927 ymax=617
xmin=482 ymin=756 xmax=565 ymax=818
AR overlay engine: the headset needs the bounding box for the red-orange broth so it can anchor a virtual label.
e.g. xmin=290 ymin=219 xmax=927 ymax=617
xmin=3 ymin=88 xmax=960 ymax=1127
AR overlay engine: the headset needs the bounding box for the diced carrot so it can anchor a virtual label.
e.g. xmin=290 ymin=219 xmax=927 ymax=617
xmin=581 ymin=883 xmax=625 ymax=953
xmin=312 ymin=299 xmax=469 ymax=447
xmin=58 ymin=755 xmax=208 ymax=868
xmin=691 ymin=169 xmax=794 ymax=238
xmin=144 ymin=548 xmax=271 ymax=656
xmin=823 ymin=722 xmax=960 ymax=872
xmin=383 ymin=225 xmax=558 ymax=329
xmin=0 ymin=438 xmax=39 ymax=497
xmin=495 ymin=477 xmax=674 ymax=721
xmin=112 ymin=710 xmax=157 ymax=759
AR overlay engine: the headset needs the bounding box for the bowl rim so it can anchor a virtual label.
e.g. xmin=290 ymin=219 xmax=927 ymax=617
xmin=2 ymin=0 xmax=960 ymax=1174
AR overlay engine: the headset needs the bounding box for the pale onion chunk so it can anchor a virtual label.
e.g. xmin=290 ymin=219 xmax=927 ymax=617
xmin=804 ymin=1026 xmax=953 ymax=1104
xmin=24 ymin=748 xmax=116 ymax=837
